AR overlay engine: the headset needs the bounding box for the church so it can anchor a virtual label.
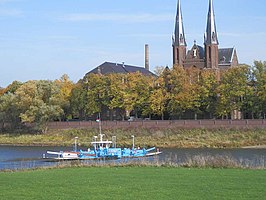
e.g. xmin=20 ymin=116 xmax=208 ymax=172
xmin=172 ymin=0 xmax=238 ymax=70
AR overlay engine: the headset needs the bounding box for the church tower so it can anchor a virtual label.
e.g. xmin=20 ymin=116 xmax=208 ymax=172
xmin=204 ymin=0 xmax=219 ymax=69
xmin=172 ymin=0 xmax=187 ymax=67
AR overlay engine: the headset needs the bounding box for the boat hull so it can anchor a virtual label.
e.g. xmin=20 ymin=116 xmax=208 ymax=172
xmin=45 ymin=148 xmax=161 ymax=161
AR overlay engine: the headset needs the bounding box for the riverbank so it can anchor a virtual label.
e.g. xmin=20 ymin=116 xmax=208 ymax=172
xmin=0 ymin=166 xmax=265 ymax=200
xmin=0 ymin=128 xmax=265 ymax=148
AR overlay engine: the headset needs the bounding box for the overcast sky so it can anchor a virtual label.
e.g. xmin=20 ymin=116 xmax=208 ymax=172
xmin=0 ymin=0 xmax=265 ymax=87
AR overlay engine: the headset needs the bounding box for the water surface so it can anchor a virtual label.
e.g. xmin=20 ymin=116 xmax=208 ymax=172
xmin=0 ymin=146 xmax=265 ymax=170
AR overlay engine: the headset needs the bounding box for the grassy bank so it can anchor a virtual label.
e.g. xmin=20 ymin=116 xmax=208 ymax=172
xmin=0 ymin=128 xmax=265 ymax=148
xmin=0 ymin=166 xmax=265 ymax=200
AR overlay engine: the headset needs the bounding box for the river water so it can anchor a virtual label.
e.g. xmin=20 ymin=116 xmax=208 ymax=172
xmin=0 ymin=146 xmax=265 ymax=170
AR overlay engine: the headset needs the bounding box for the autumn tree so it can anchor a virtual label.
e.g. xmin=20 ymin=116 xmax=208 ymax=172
xmin=84 ymin=74 xmax=107 ymax=116
xmin=251 ymin=61 xmax=266 ymax=118
xmin=69 ymin=82 xmax=87 ymax=120
xmin=17 ymin=80 xmax=63 ymax=133
xmin=0 ymin=93 xmax=20 ymax=129
xmin=216 ymin=65 xmax=251 ymax=119
xmin=124 ymin=72 xmax=152 ymax=118
xmin=148 ymin=74 xmax=169 ymax=120
xmin=105 ymin=74 xmax=127 ymax=120
xmin=167 ymin=66 xmax=202 ymax=119
xmin=198 ymin=69 xmax=219 ymax=118
xmin=54 ymin=74 xmax=74 ymax=120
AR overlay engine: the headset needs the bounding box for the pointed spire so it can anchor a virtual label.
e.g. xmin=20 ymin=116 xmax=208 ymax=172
xmin=173 ymin=0 xmax=186 ymax=46
xmin=205 ymin=0 xmax=218 ymax=45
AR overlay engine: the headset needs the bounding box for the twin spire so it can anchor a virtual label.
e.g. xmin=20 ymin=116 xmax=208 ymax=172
xmin=173 ymin=0 xmax=218 ymax=47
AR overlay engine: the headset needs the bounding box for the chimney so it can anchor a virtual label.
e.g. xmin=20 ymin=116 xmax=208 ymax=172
xmin=145 ymin=44 xmax=149 ymax=71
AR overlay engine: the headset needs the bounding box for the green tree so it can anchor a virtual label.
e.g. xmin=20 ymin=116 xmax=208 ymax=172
xmin=106 ymin=74 xmax=127 ymax=120
xmin=216 ymin=65 xmax=251 ymax=119
xmin=198 ymin=69 xmax=219 ymax=118
xmin=16 ymin=80 xmax=63 ymax=133
xmin=69 ymin=82 xmax=87 ymax=120
xmin=252 ymin=61 xmax=266 ymax=118
xmin=0 ymin=93 xmax=20 ymax=129
xmin=84 ymin=74 xmax=107 ymax=116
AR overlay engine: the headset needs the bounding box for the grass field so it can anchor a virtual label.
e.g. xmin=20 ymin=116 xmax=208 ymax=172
xmin=0 ymin=167 xmax=265 ymax=200
xmin=0 ymin=128 xmax=266 ymax=148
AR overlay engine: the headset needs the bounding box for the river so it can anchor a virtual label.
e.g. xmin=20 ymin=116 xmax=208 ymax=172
xmin=0 ymin=146 xmax=265 ymax=170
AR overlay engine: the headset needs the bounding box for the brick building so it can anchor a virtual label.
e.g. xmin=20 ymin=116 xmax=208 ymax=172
xmin=172 ymin=0 xmax=238 ymax=70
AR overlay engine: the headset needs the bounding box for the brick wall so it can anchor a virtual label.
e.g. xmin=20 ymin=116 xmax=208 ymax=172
xmin=47 ymin=120 xmax=266 ymax=130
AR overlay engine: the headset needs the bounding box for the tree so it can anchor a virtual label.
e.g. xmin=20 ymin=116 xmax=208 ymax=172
xmin=149 ymin=76 xmax=169 ymax=120
xmin=0 ymin=93 xmax=20 ymax=129
xmin=198 ymin=69 xmax=219 ymax=118
xmin=16 ymin=80 xmax=63 ymax=133
xmin=252 ymin=61 xmax=266 ymax=118
xmin=153 ymin=66 xmax=165 ymax=76
xmin=124 ymin=72 xmax=152 ymax=118
xmin=167 ymin=66 xmax=201 ymax=119
xmin=105 ymin=74 xmax=127 ymax=120
xmin=54 ymin=74 xmax=74 ymax=120
xmin=2 ymin=81 xmax=22 ymax=95
xmin=216 ymin=65 xmax=251 ymax=119
xmin=69 ymin=82 xmax=87 ymax=120
xmin=84 ymin=74 xmax=107 ymax=116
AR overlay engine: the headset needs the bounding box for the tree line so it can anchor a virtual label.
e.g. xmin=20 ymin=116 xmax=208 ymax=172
xmin=0 ymin=61 xmax=265 ymax=132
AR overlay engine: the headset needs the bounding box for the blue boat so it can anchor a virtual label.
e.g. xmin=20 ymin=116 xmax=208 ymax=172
xmin=45 ymin=116 xmax=161 ymax=160
xmin=45 ymin=133 xmax=161 ymax=160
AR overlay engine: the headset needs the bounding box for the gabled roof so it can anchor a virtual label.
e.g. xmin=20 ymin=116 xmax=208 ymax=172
xmin=187 ymin=45 xmax=205 ymax=59
xmin=86 ymin=62 xmax=155 ymax=76
xmin=218 ymin=48 xmax=234 ymax=64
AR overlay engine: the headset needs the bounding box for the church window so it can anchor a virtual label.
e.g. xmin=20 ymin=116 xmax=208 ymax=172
xmin=180 ymin=34 xmax=184 ymax=43
xmin=212 ymin=32 xmax=216 ymax=42
xmin=193 ymin=48 xmax=197 ymax=58
xmin=223 ymin=56 xmax=226 ymax=62
xmin=209 ymin=47 xmax=211 ymax=60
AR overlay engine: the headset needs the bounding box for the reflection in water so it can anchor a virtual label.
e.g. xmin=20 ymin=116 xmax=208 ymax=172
xmin=0 ymin=146 xmax=265 ymax=170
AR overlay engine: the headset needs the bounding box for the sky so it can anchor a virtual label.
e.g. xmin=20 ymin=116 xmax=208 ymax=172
xmin=0 ymin=0 xmax=265 ymax=87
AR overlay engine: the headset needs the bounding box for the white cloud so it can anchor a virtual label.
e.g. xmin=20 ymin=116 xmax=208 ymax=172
xmin=60 ymin=13 xmax=173 ymax=23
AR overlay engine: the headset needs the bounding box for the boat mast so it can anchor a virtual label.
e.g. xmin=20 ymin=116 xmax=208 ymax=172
xmin=132 ymin=135 xmax=135 ymax=150
xmin=99 ymin=112 xmax=102 ymax=136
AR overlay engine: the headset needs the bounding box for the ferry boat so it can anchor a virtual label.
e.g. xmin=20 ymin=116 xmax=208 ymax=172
xmin=45 ymin=117 xmax=161 ymax=160
xmin=45 ymin=133 xmax=161 ymax=160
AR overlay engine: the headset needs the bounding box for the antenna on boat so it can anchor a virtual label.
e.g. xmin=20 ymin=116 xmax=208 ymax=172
xmin=131 ymin=135 xmax=135 ymax=150
xmin=98 ymin=112 xmax=102 ymax=136
xmin=112 ymin=136 xmax=117 ymax=148
xmin=74 ymin=137 xmax=78 ymax=152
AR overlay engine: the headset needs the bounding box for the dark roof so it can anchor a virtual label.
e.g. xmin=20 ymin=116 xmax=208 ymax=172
xmin=87 ymin=62 xmax=155 ymax=76
xmin=196 ymin=45 xmax=205 ymax=59
xmin=187 ymin=45 xmax=205 ymax=59
xmin=218 ymin=48 xmax=234 ymax=64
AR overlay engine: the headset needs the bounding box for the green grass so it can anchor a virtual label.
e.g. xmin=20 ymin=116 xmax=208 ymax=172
xmin=0 ymin=167 xmax=265 ymax=200
xmin=0 ymin=128 xmax=265 ymax=148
